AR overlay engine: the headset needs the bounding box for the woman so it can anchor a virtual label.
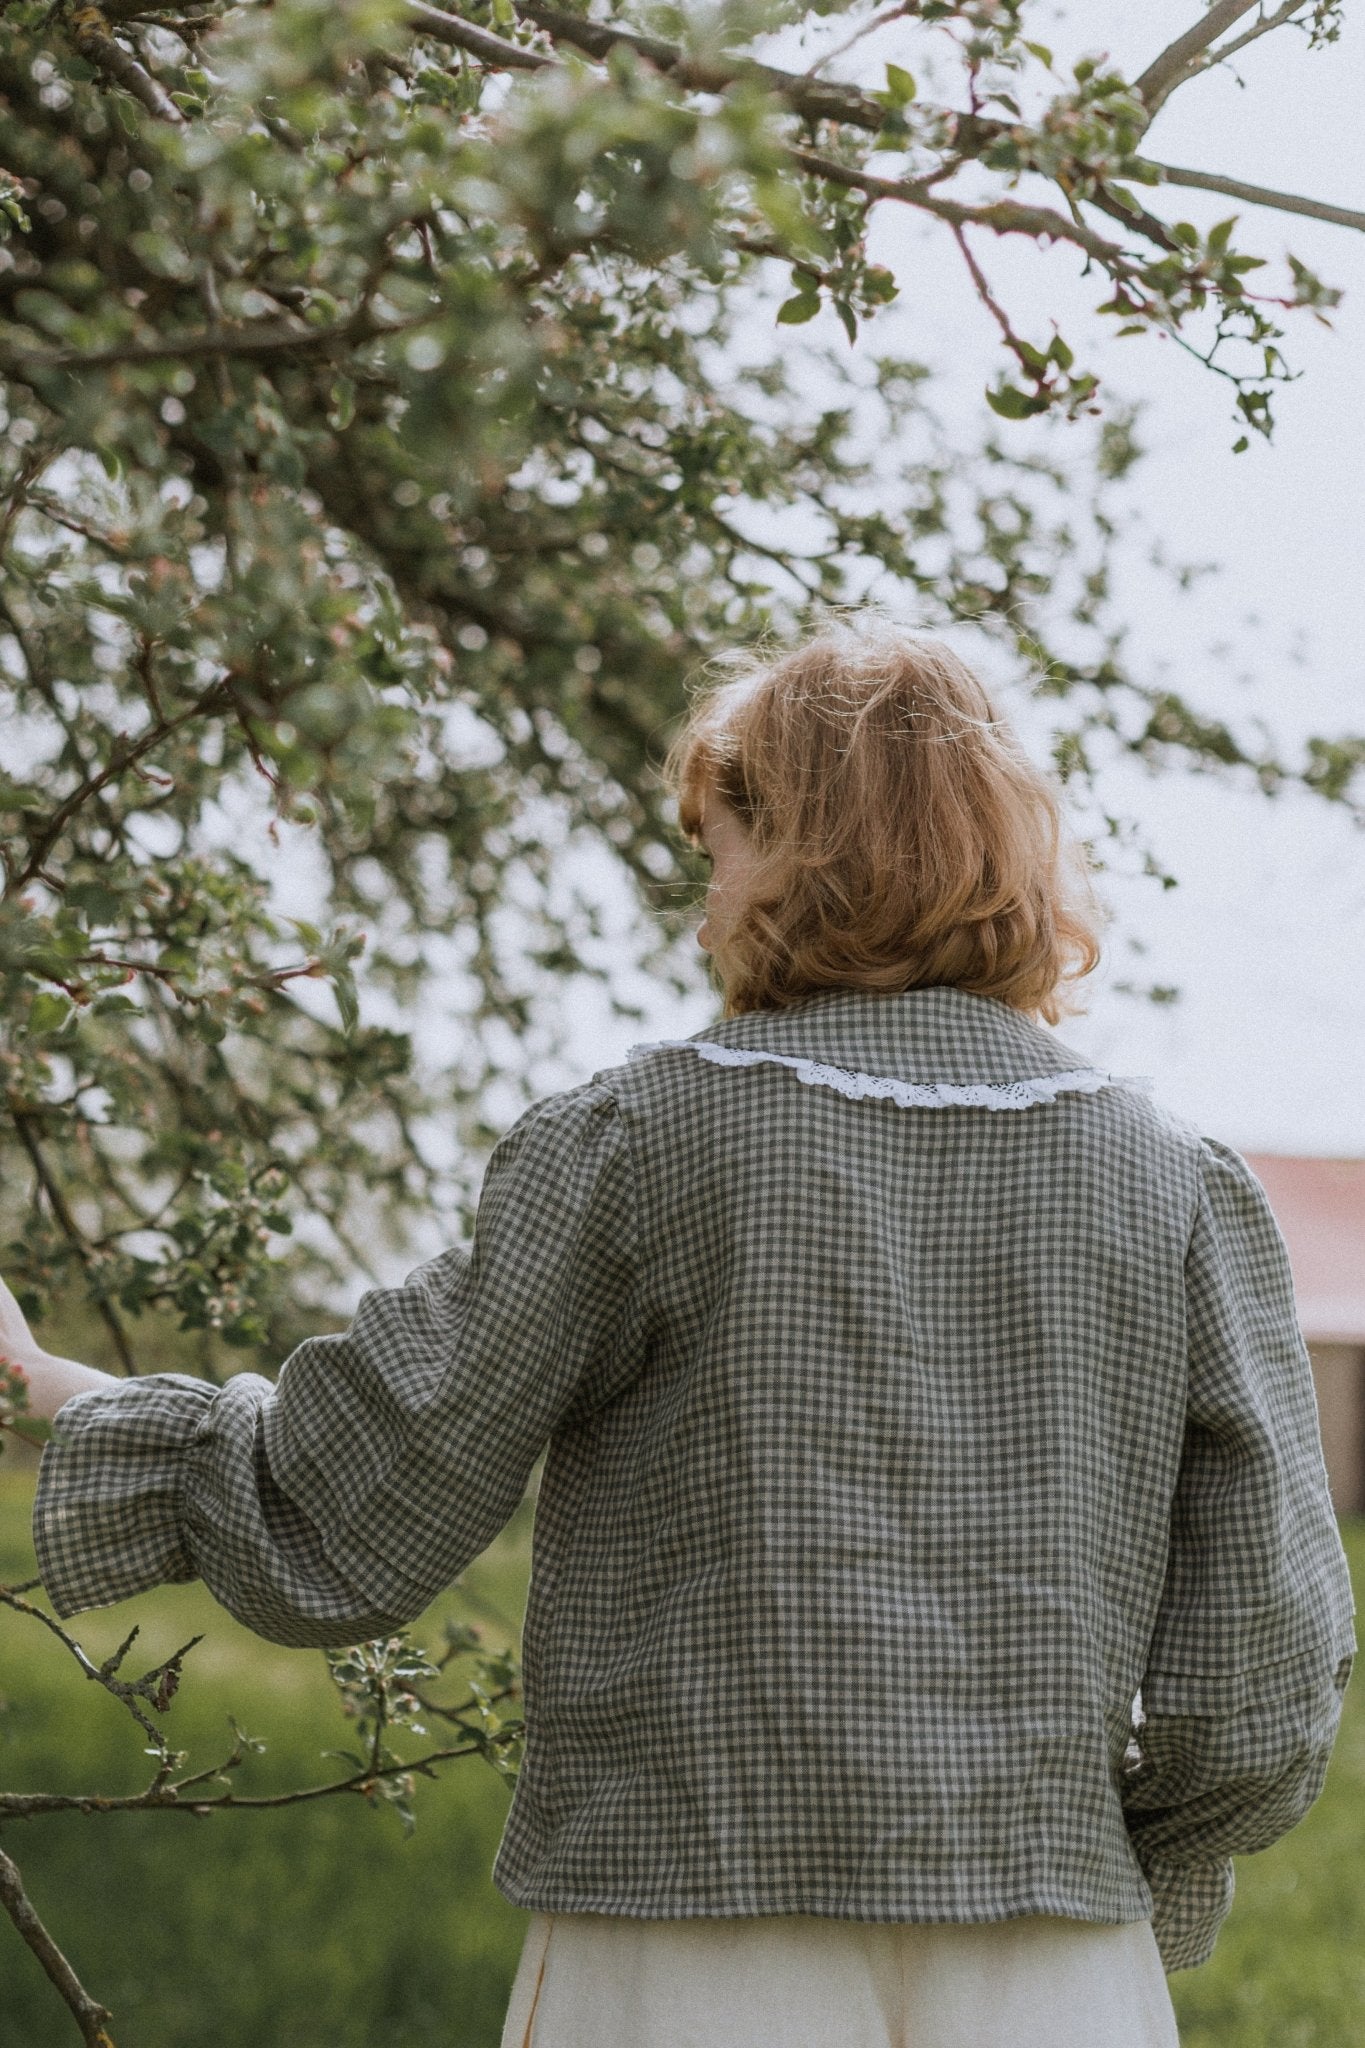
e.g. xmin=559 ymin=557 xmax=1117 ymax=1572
xmin=7 ymin=623 xmax=1355 ymax=2048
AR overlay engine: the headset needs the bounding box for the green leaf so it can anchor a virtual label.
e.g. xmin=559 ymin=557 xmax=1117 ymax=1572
xmin=332 ymin=965 xmax=359 ymax=1035
xmin=327 ymin=377 xmax=356 ymax=432
xmin=834 ymin=300 xmax=857 ymax=346
xmin=65 ymin=880 xmax=123 ymax=922
xmin=777 ymin=293 xmax=820 ymax=325
xmin=29 ymin=992 xmax=73 ymax=1035
xmin=0 ymin=777 xmax=44 ymax=813
xmin=883 ymin=64 xmax=917 ymax=106
xmin=985 ymin=382 xmax=1046 ymax=420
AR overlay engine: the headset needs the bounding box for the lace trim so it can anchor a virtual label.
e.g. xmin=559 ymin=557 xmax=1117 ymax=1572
xmin=628 ymin=1039 xmax=1153 ymax=1111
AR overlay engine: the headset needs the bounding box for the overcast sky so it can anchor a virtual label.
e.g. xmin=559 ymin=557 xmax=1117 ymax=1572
xmin=1005 ymin=0 xmax=1365 ymax=1157
xmin=546 ymin=0 xmax=1365 ymax=1160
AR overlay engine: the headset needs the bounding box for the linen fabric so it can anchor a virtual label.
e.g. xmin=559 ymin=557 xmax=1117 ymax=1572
xmin=33 ymin=985 xmax=1356 ymax=1973
xmin=497 ymin=1909 xmax=1182 ymax=2048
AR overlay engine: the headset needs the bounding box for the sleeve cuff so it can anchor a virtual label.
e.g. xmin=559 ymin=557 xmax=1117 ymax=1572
xmin=32 ymin=1373 xmax=226 ymax=1618
xmin=1142 ymin=1857 xmax=1235 ymax=1972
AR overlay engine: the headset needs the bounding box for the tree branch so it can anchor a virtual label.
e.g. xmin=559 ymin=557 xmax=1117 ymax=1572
xmin=0 ymin=1627 xmax=521 ymax=1820
xmin=950 ymin=222 xmax=1026 ymax=362
xmin=0 ymin=1575 xmax=515 ymax=2039
xmin=397 ymin=5 xmax=1365 ymax=270
xmin=66 ymin=3 xmax=187 ymax=126
xmin=0 ymin=309 xmax=430 ymax=378
xmin=0 ymin=1579 xmax=200 ymax=1755
xmin=11 ymin=1115 xmax=140 ymax=1376
xmin=0 ymin=1730 xmax=511 ymax=1818
xmin=1139 ymin=159 xmax=1365 ymax=232
xmin=1202 ymin=0 xmax=1311 ymax=66
xmin=0 ymin=1846 xmax=116 ymax=2047
xmin=1132 ymin=0 xmax=1262 ymax=118
xmin=8 ymin=677 xmax=232 ymax=890
xmin=512 ymin=0 xmax=889 ymax=131
xmin=785 ymin=146 xmax=1134 ymax=273
xmin=1080 ymin=180 xmax=1183 ymax=256
xmin=406 ymin=0 xmax=553 ymax=71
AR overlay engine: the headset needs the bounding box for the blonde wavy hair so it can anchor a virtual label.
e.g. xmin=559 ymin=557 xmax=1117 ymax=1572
xmin=662 ymin=621 xmax=1104 ymax=1024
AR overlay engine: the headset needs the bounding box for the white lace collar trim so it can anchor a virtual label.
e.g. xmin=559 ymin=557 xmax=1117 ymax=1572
xmin=628 ymin=1039 xmax=1153 ymax=1112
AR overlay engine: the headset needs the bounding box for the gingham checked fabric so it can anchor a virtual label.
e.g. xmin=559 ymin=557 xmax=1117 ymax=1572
xmin=33 ymin=985 xmax=1355 ymax=1973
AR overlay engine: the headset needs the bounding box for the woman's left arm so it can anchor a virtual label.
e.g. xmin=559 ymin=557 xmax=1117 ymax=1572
xmin=0 ymin=1292 xmax=117 ymax=1420
xmin=24 ymin=1080 xmax=641 ymax=1648
xmin=1121 ymin=1136 xmax=1357 ymax=1971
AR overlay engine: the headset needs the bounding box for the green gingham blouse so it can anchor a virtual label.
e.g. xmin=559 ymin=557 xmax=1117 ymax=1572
xmin=33 ymin=985 xmax=1356 ymax=1972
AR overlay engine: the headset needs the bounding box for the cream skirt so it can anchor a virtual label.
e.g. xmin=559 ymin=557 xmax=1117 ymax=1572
xmin=499 ymin=1910 xmax=1180 ymax=2048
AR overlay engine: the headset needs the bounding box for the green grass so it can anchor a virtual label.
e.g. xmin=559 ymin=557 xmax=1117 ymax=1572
xmin=1166 ymin=1518 xmax=1365 ymax=2047
xmin=2 ymin=1471 xmax=1361 ymax=2046
xmin=0 ymin=1465 xmax=536 ymax=2048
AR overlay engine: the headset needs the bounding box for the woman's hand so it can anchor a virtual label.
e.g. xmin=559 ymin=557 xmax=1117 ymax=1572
xmin=0 ymin=1275 xmax=116 ymax=1424
xmin=0 ymin=1271 xmax=42 ymax=1365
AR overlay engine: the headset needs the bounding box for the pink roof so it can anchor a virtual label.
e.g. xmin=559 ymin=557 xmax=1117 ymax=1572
xmin=1244 ymin=1154 xmax=1365 ymax=1345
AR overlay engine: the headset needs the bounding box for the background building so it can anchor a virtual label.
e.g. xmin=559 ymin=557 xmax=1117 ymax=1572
xmin=1248 ymin=1154 xmax=1365 ymax=1516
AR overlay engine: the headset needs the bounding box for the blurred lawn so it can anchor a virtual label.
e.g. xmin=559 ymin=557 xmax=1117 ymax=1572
xmin=1 ymin=1470 xmax=1361 ymax=2046
xmin=0 ymin=1464 xmax=535 ymax=2048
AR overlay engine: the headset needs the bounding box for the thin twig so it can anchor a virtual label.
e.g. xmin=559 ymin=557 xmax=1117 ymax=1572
xmin=1139 ymin=160 xmax=1365 ymax=233
xmin=1132 ymin=0 xmax=1262 ymax=118
xmin=950 ymin=221 xmax=1027 ymax=363
xmin=1204 ymin=0 xmax=1310 ymax=68
xmin=9 ymin=677 xmax=232 ymax=891
xmin=0 ymin=1726 xmax=520 ymax=1819
xmin=15 ymin=497 xmax=132 ymax=556
xmin=0 ymin=1581 xmax=199 ymax=1749
xmin=784 ymin=145 xmax=1134 ymax=272
xmin=803 ymin=1 xmax=912 ymax=79
xmin=0 ymin=1846 xmax=117 ymax=2047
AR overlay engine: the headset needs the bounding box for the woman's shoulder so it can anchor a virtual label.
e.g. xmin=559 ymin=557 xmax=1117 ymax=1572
xmin=582 ymin=986 xmax=1220 ymax=1173
xmin=593 ymin=985 xmax=1165 ymax=1120
xmin=560 ymin=986 xmax=1257 ymax=1168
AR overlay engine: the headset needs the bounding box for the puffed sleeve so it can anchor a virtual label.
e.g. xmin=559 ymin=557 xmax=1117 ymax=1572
xmin=1121 ymin=1137 xmax=1356 ymax=1971
xmin=32 ymin=1080 xmax=641 ymax=1648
